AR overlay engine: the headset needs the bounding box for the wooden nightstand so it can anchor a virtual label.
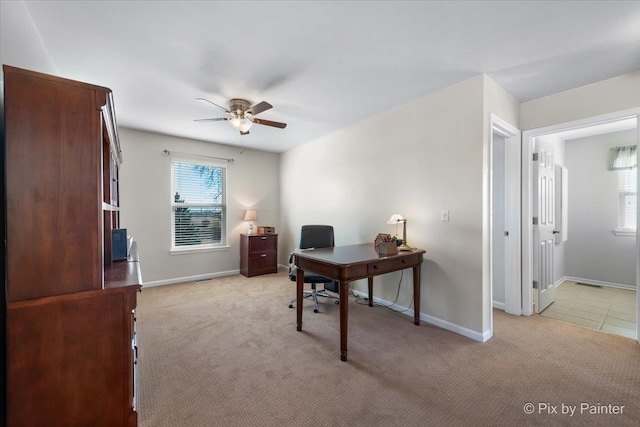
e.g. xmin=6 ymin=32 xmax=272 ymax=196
xmin=240 ymin=234 xmax=278 ymax=277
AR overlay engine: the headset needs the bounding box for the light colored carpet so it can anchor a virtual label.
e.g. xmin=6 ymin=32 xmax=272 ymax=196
xmin=137 ymin=271 xmax=640 ymax=426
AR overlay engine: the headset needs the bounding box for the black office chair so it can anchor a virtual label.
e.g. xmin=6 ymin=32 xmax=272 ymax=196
xmin=288 ymin=225 xmax=340 ymax=313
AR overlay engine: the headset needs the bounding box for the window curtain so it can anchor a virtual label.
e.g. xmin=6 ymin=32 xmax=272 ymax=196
xmin=608 ymin=145 xmax=637 ymax=171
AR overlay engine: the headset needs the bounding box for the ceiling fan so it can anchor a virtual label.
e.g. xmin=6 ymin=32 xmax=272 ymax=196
xmin=194 ymin=98 xmax=287 ymax=135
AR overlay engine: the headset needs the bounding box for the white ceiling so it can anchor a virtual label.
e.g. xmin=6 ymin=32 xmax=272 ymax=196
xmin=2 ymin=1 xmax=640 ymax=153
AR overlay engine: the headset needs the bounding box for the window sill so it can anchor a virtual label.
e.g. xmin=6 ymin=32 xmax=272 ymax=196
xmin=170 ymin=245 xmax=230 ymax=255
xmin=614 ymin=229 xmax=636 ymax=237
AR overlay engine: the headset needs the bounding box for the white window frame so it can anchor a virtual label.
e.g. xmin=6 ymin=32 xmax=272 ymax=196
xmin=615 ymin=168 xmax=637 ymax=236
xmin=170 ymin=156 xmax=229 ymax=253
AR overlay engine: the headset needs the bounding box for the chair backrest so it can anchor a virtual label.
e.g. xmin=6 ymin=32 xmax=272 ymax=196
xmin=299 ymin=225 xmax=334 ymax=250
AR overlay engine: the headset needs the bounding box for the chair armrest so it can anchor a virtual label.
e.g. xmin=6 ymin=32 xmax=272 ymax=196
xmin=288 ymin=252 xmax=295 ymax=275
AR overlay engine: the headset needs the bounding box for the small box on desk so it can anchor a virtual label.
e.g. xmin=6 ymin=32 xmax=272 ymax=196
xmin=258 ymin=226 xmax=275 ymax=235
xmin=377 ymin=242 xmax=398 ymax=255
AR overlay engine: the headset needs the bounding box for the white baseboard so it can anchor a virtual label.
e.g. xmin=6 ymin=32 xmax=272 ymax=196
xmin=555 ymin=276 xmax=568 ymax=287
xmin=143 ymin=270 xmax=239 ymax=288
xmin=492 ymin=301 xmax=505 ymax=310
xmin=563 ymin=276 xmax=635 ymax=291
xmin=145 ymin=265 xmax=289 ymax=288
xmin=349 ymin=289 xmax=488 ymax=343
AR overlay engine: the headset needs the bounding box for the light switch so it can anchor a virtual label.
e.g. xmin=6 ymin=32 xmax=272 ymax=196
xmin=441 ymin=209 xmax=449 ymax=222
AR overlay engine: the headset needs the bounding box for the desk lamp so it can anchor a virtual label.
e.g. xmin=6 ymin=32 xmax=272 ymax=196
xmin=387 ymin=214 xmax=413 ymax=251
xmin=244 ymin=209 xmax=257 ymax=235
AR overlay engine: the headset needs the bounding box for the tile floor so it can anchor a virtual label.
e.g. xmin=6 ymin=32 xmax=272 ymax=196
xmin=540 ymin=280 xmax=637 ymax=339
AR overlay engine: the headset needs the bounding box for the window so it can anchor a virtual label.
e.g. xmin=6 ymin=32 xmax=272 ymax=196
xmin=609 ymin=144 xmax=636 ymax=235
xmin=618 ymin=168 xmax=637 ymax=233
xmin=171 ymin=158 xmax=227 ymax=251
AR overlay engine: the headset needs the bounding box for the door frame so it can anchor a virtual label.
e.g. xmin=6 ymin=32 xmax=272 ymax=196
xmin=520 ymin=108 xmax=640 ymax=343
xmin=490 ymin=114 xmax=522 ymax=323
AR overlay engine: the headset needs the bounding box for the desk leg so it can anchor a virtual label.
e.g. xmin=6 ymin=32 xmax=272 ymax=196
xmin=413 ymin=265 xmax=421 ymax=326
xmin=367 ymin=277 xmax=374 ymax=307
xmin=296 ymin=268 xmax=304 ymax=331
xmin=339 ymin=281 xmax=349 ymax=361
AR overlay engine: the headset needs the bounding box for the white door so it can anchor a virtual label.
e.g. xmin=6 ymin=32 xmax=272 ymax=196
xmin=490 ymin=115 xmax=522 ymax=318
xmin=504 ymin=132 xmax=522 ymax=315
xmin=533 ymin=138 xmax=557 ymax=312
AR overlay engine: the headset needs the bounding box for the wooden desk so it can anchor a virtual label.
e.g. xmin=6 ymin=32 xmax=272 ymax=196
xmin=292 ymin=243 xmax=426 ymax=361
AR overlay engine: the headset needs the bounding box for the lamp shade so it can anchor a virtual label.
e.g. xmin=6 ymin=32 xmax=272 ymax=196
xmin=387 ymin=214 xmax=405 ymax=224
xmin=243 ymin=210 xmax=257 ymax=221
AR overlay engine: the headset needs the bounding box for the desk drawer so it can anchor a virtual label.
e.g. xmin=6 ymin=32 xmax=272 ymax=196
xmin=368 ymin=253 xmax=421 ymax=275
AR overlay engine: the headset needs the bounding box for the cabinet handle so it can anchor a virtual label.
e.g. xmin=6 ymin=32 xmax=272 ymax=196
xmin=261 ymin=237 xmax=267 ymax=240
xmin=261 ymin=254 xmax=267 ymax=257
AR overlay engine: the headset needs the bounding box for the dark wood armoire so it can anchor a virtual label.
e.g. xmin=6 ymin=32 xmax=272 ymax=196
xmin=3 ymin=65 xmax=142 ymax=427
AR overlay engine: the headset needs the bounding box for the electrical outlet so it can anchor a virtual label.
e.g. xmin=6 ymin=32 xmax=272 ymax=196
xmin=441 ymin=209 xmax=450 ymax=222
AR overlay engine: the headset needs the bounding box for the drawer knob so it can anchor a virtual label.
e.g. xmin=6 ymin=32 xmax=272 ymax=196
xmin=373 ymin=265 xmax=379 ymax=270
xmin=402 ymin=259 xmax=407 ymax=264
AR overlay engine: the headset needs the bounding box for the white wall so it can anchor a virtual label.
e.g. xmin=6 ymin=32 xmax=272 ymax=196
xmin=565 ymin=129 xmax=636 ymax=288
xmin=521 ymin=72 xmax=640 ymax=131
xmin=281 ymin=75 xmax=521 ymax=340
xmin=118 ymin=127 xmax=280 ymax=284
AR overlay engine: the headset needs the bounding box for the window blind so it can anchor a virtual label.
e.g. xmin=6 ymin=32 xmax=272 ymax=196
xmin=619 ymin=168 xmax=637 ymax=230
xmin=172 ymin=161 xmax=226 ymax=248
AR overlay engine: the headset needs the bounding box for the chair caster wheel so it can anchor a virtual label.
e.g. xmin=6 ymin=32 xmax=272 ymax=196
xmin=314 ymin=308 xmax=319 ymax=313
xmin=288 ymin=304 xmax=293 ymax=309
xmin=335 ymin=300 xmax=340 ymax=305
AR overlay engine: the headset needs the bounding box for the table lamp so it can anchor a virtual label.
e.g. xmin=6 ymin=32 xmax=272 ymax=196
xmin=244 ymin=209 xmax=257 ymax=235
xmin=387 ymin=214 xmax=413 ymax=251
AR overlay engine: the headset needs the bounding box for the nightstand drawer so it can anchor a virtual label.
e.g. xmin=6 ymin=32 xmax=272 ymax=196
xmin=249 ymin=253 xmax=277 ymax=269
xmin=249 ymin=235 xmax=277 ymax=253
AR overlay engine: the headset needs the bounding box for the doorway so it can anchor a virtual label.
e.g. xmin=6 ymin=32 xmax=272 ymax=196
xmin=520 ymin=109 xmax=640 ymax=342
xmin=538 ymin=119 xmax=637 ymax=338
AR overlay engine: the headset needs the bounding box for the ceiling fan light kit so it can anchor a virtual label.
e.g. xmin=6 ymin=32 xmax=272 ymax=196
xmin=195 ymin=97 xmax=287 ymax=136
xmin=229 ymin=116 xmax=253 ymax=133
xmin=227 ymin=99 xmax=253 ymax=133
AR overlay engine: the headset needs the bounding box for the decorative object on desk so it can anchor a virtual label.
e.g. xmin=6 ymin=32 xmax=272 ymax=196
xmin=112 ymin=228 xmax=128 ymax=261
xmin=374 ymin=233 xmax=390 ymax=248
xmin=387 ymin=214 xmax=413 ymax=251
xmin=374 ymin=233 xmax=398 ymax=255
xmin=258 ymin=226 xmax=275 ymax=235
xmin=243 ymin=209 xmax=258 ymax=235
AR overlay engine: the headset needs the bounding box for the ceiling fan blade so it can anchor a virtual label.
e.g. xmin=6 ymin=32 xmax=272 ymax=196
xmin=240 ymin=130 xmax=250 ymax=136
xmin=247 ymin=101 xmax=272 ymax=116
xmin=253 ymin=118 xmax=287 ymax=129
xmin=196 ymin=98 xmax=230 ymax=112
xmin=193 ymin=118 xmax=228 ymax=122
